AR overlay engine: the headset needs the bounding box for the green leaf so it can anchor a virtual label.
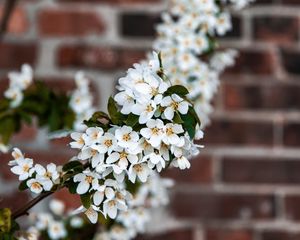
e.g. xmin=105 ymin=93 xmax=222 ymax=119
xmin=63 ymin=161 xmax=83 ymax=172
xmin=173 ymin=112 xmax=184 ymax=124
xmin=0 ymin=208 xmax=11 ymax=233
xmin=189 ymin=106 xmax=201 ymax=126
xmin=18 ymin=180 xmax=28 ymax=191
xmin=124 ymin=113 xmax=139 ymax=127
xmin=164 ymin=85 xmax=189 ymax=96
xmin=66 ymin=181 xmax=77 ymax=194
xmin=107 ymin=97 xmax=125 ymax=125
xmin=181 ymin=113 xmax=197 ymax=139
xmin=80 ymin=194 xmax=92 ymax=209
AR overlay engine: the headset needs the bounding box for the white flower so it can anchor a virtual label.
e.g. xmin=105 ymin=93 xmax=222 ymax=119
xmin=48 ymin=221 xmax=67 ymax=240
xmin=83 ymin=127 xmax=104 ymax=146
xmin=163 ymin=123 xmax=184 ymax=145
xmin=8 ymin=64 xmax=33 ymax=90
xmin=114 ymin=88 xmax=136 ymax=115
xmin=143 ymin=150 xmax=166 ymax=170
xmin=161 ymin=94 xmax=189 ymax=120
xmin=140 ymin=119 xmax=165 ymax=148
xmin=132 ymin=100 xmax=157 ymax=124
xmin=70 ymin=216 xmax=84 ymax=228
xmin=49 ymin=199 xmax=65 ymax=216
xmin=70 ymin=132 xmax=85 ymax=149
xmin=91 ymin=132 xmax=117 ymax=154
xmin=35 ymin=163 xmax=59 ymax=182
xmin=27 ymin=177 xmax=52 ymax=194
xmin=4 ymin=87 xmax=23 ymax=108
xmin=11 ymin=157 xmax=34 ymax=181
xmin=35 ymin=213 xmax=53 ymax=230
xmin=173 ymin=155 xmax=191 ymax=170
xmin=103 ymin=192 xmax=127 ymax=219
xmin=128 ymin=161 xmax=150 ymax=183
xmin=74 ymin=170 xmax=100 ymax=195
xmin=72 ymin=205 xmax=100 ymax=224
xmin=115 ymin=126 xmax=139 ymax=150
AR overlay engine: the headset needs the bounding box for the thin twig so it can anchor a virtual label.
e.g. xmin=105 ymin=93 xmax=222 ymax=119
xmin=0 ymin=0 xmax=19 ymax=40
xmin=12 ymin=191 xmax=53 ymax=219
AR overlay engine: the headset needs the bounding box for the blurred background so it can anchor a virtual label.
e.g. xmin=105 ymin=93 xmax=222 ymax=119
xmin=1 ymin=0 xmax=300 ymax=239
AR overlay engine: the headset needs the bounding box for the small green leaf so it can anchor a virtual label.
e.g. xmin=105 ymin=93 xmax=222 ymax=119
xmin=173 ymin=112 xmax=184 ymax=124
xmin=18 ymin=180 xmax=28 ymax=191
xmin=181 ymin=113 xmax=197 ymax=139
xmin=164 ymin=85 xmax=189 ymax=96
xmin=107 ymin=97 xmax=125 ymax=125
xmin=63 ymin=161 xmax=83 ymax=172
xmin=0 ymin=208 xmax=11 ymax=233
xmin=66 ymin=181 xmax=77 ymax=194
xmin=80 ymin=194 xmax=92 ymax=209
xmin=124 ymin=113 xmax=139 ymax=127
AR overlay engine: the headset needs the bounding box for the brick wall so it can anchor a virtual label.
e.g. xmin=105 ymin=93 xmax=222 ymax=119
xmin=1 ymin=0 xmax=300 ymax=239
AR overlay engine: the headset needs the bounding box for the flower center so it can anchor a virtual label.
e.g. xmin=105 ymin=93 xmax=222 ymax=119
xmin=104 ymin=139 xmax=113 ymax=147
xmin=146 ymin=104 xmax=154 ymax=113
xmin=85 ymin=176 xmax=93 ymax=184
xmin=133 ymin=164 xmax=143 ymax=173
xmin=45 ymin=171 xmax=52 ymax=178
xmin=32 ymin=182 xmax=41 ymax=190
xmin=23 ymin=164 xmax=30 ymax=172
xmin=166 ymin=127 xmax=174 ymax=136
xmin=151 ymin=127 xmax=160 ymax=135
xmin=108 ymin=200 xmax=116 ymax=208
xmin=78 ymin=137 xmax=84 ymax=145
xmin=91 ymin=149 xmax=98 ymax=156
xmin=119 ymin=151 xmax=128 ymax=159
xmin=122 ymin=133 xmax=131 ymax=142
xmin=171 ymin=101 xmax=179 ymax=110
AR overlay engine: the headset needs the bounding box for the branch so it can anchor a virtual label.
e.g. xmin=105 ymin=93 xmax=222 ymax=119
xmin=0 ymin=0 xmax=19 ymax=40
xmin=12 ymin=191 xmax=54 ymax=219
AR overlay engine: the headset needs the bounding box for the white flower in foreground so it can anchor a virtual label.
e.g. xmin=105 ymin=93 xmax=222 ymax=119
xmin=132 ymin=100 xmax=157 ymax=124
xmin=143 ymin=150 xmax=166 ymax=170
xmin=115 ymin=126 xmax=139 ymax=150
xmin=103 ymin=192 xmax=127 ymax=219
xmin=173 ymin=155 xmax=191 ymax=170
xmin=73 ymin=205 xmax=100 ymax=224
xmin=163 ymin=123 xmax=184 ymax=145
xmin=10 ymin=157 xmax=34 ymax=181
xmin=70 ymin=132 xmax=86 ymax=149
xmin=47 ymin=221 xmax=67 ymax=240
xmin=114 ymin=88 xmax=136 ymax=115
xmin=74 ymin=170 xmax=100 ymax=195
xmin=49 ymin=199 xmax=65 ymax=216
xmin=35 ymin=163 xmax=59 ymax=182
xmin=140 ymin=119 xmax=165 ymax=148
xmin=128 ymin=161 xmax=150 ymax=183
xmin=83 ymin=127 xmax=104 ymax=146
xmin=27 ymin=177 xmax=52 ymax=194
xmin=161 ymin=94 xmax=189 ymax=120
xmin=92 ymin=132 xmax=117 ymax=154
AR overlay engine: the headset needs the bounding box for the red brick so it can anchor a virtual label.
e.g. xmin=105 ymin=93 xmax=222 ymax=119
xmin=59 ymin=0 xmax=161 ymax=4
xmin=225 ymin=49 xmax=276 ymax=75
xmin=222 ymin=158 xmax=300 ymax=184
xmin=171 ymin=192 xmax=275 ymax=220
xmin=12 ymin=124 xmax=37 ymax=143
xmin=281 ymin=0 xmax=300 ymax=4
xmin=38 ymin=9 xmax=105 ymax=37
xmin=0 ymin=42 xmax=37 ymax=69
xmin=261 ymin=231 xmax=300 ymax=240
xmin=0 ymin=191 xmax=29 ymax=210
xmin=57 ymin=45 xmax=119 ymax=70
xmin=135 ymin=229 xmax=193 ymax=240
xmin=283 ymin=123 xmax=300 ymax=147
xmin=284 ymin=195 xmax=300 ymax=220
xmin=223 ymin=83 xmax=300 ymax=110
xmin=0 ymin=6 xmax=28 ymax=34
xmin=253 ymin=16 xmax=299 ymax=44
xmin=163 ymin=156 xmax=213 ymax=184
xmin=119 ymin=49 xmax=147 ymax=69
xmin=203 ymin=119 xmax=274 ymax=146
xmin=53 ymin=188 xmax=81 ymax=211
xmin=281 ymin=48 xmax=300 ymax=75
xmin=205 ymin=229 xmax=253 ymax=240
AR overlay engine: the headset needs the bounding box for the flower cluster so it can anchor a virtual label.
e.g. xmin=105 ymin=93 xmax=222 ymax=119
xmin=9 ymin=148 xmax=61 ymax=194
xmin=17 ymin=199 xmax=84 ymax=240
xmin=152 ymin=0 xmax=253 ymax=128
xmin=67 ymin=52 xmax=202 ymax=223
xmin=69 ymin=72 xmax=95 ymax=131
xmin=4 ymin=64 xmax=33 ymax=108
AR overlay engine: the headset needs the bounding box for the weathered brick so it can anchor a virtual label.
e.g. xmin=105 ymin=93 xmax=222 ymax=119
xmin=283 ymin=123 xmax=300 ymax=147
xmin=225 ymin=49 xmax=276 ymax=75
xmin=135 ymin=229 xmax=194 ymax=240
xmin=120 ymin=13 xmax=160 ymax=37
xmin=205 ymin=229 xmax=253 ymax=240
xmin=281 ymin=0 xmax=300 ymax=4
xmin=171 ymin=192 xmax=275 ymax=220
xmin=203 ymin=119 xmax=274 ymax=146
xmin=0 ymin=6 xmax=28 ymax=34
xmin=261 ymin=231 xmax=300 ymax=240
xmin=285 ymin=196 xmax=300 ymax=220
xmin=0 ymin=43 xmax=37 ymax=69
xmin=53 ymin=188 xmax=81 ymax=211
xmin=59 ymin=0 xmax=161 ymax=3
xmin=38 ymin=9 xmax=105 ymax=36
xmin=163 ymin=156 xmax=213 ymax=184
xmin=253 ymin=16 xmax=299 ymax=43
xmin=0 ymin=191 xmax=29 ymax=210
xmin=222 ymin=158 xmax=300 ymax=184
xmin=222 ymin=83 xmax=300 ymax=110
xmin=222 ymin=16 xmax=242 ymax=39
xmin=281 ymin=48 xmax=300 ymax=75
